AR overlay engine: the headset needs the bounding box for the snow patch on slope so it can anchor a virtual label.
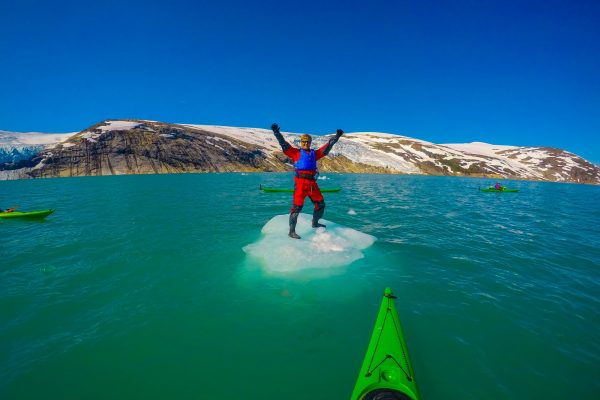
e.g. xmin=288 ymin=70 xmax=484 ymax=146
xmin=180 ymin=124 xmax=283 ymax=153
xmin=97 ymin=120 xmax=151 ymax=132
xmin=441 ymin=142 xmax=547 ymax=178
xmin=442 ymin=142 xmax=519 ymax=157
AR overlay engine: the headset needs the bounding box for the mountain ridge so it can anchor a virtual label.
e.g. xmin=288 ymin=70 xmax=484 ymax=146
xmin=1 ymin=119 xmax=598 ymax=184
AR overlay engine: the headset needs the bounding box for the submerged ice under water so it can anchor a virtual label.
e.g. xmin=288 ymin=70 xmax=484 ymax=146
xmin=243 ymin=213 xmax=376 ymax=274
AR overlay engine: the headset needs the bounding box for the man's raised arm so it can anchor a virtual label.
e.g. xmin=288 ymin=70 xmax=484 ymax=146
xmin=271 ymin=123 xmax=292 ymax=152
xmin=321 ymin=129 xmax=344 ymax=156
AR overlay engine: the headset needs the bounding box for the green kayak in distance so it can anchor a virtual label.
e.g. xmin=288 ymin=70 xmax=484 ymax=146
xmin=351 ymin=288 xmax=421 ymax=400
xmin=480 ymin=187 xmax=519 ymax=193
xmin=260 ymin=186 xmax=341 ymax=193
xmin=0 ymin=209 xmax=55 ymax=219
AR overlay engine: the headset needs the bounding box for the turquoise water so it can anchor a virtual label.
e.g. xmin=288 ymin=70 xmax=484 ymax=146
xmin=1 ymin=173 xmax=599 ymax=399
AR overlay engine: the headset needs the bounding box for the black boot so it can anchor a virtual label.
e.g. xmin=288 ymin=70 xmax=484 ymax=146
xmin=289 ymin=205 xmax=302 ymax=239
xmin=312 ymin=200 xmax=326 ymax=228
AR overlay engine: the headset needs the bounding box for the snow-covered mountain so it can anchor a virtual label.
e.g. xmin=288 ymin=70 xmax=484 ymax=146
xmin=0 ymin=130 xmax=76 ymax=164
xmin=0 ymin=120 xmax=598 ymax=184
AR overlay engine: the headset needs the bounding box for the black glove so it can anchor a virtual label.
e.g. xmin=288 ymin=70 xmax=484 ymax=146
xmin=336 ymin=129 xmax=344 ymax=137
xmin=271 ymin=123 xmax=280 ymax=134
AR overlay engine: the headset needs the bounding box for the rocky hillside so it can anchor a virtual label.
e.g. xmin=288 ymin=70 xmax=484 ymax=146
xmin=1 ymin=119 xmax=598 ymax=184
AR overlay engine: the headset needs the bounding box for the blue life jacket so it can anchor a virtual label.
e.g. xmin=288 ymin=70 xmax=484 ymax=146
xmin=295 ymin=149 xmax=317 ymax=171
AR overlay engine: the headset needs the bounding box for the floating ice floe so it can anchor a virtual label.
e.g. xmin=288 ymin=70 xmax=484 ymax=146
xmin=243 ymin=214 xmax=376 ymax=274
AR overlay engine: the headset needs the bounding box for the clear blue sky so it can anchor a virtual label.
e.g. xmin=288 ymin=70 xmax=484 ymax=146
xmin=1 ymin=0 xmax=599 ymax=163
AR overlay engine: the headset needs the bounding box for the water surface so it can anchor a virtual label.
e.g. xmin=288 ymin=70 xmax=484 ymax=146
xmin=1 ymin=173 xmax=599 ymax=399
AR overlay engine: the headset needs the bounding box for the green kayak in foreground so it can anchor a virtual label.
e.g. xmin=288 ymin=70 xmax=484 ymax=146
xmin=352 ymin=288 xmax=420 ymax=400
xmin=480 ymin=187 xmax=519 ymax=193
xmin=260 ymin=186 xmax=341 ymax=193
xmin=0 ymin=209 xmax=55 ymax=219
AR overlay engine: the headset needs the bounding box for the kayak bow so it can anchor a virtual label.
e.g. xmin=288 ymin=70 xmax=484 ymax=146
xmin=0 ymin=209 xmax=55 ymax=219
xmin=351 ymin=288 xmax=420 ymax=400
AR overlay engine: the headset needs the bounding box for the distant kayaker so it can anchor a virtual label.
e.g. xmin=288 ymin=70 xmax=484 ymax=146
xmin=0 ymin=207 xmax=16 ymax=213
xmin=271 ymin=123 xmax=344 ymax=239
xmin=495 ymin=182 xmax=502 ymax=190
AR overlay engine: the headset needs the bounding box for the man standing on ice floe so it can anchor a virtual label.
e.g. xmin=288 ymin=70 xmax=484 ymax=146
xmin=271 ymin=123 xmax=344 ymax=239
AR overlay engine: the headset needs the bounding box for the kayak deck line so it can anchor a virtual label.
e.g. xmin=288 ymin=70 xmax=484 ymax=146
xmin=365 ymin=293 xmax=413 ymax=382
xmin=351 ymin=288 xmax=420 ymax=400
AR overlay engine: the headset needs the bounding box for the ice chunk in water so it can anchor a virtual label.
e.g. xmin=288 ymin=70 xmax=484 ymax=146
xmin=243 ymin=214 xmax=376 ymax=274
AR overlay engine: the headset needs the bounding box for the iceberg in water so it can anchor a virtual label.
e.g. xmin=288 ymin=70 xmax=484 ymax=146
xmin=243 ymin=214 xmax=376 ymax=274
